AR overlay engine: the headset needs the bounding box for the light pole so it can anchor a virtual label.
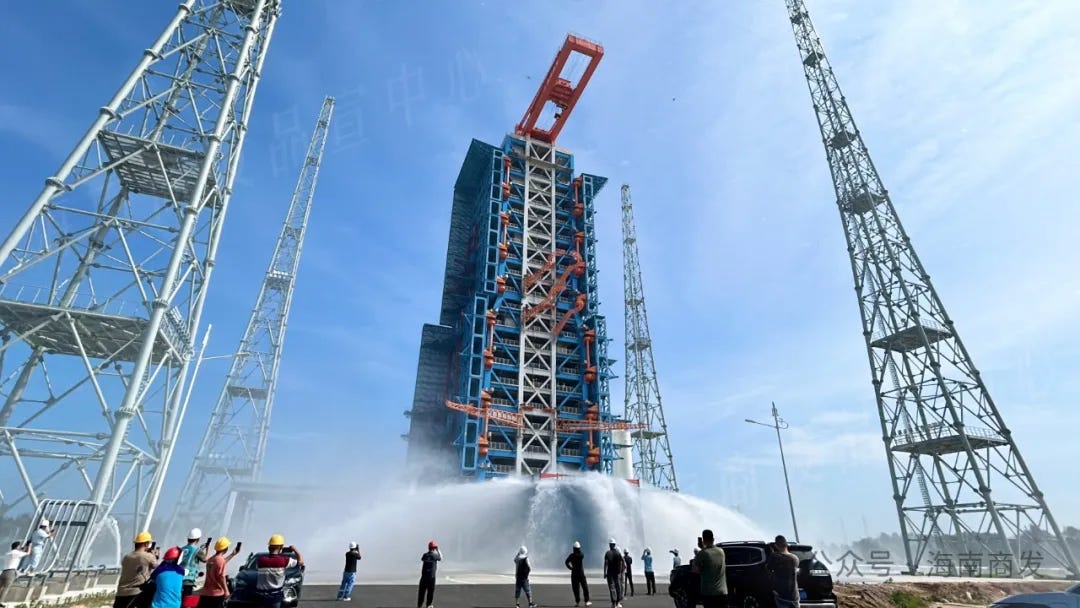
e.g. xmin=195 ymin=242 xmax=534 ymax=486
xmin=746 ymin=402 xmax=800 ymax=542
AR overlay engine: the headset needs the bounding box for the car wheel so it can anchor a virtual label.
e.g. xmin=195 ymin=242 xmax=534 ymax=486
xmin=742 ymin=595 xmax=763 ymax=608
xmin=671 ymin=588 xmax=689 ymax=608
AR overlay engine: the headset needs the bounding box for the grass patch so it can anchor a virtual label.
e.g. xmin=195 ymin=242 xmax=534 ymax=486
xmin=890 ymin=590 xmax=929 ymax=608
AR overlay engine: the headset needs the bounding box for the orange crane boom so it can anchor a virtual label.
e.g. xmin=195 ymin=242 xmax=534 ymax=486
xmin=515 ymin=35 xmax=604 ymax=144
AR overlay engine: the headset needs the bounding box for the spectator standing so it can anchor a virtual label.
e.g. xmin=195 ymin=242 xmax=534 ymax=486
xmin=337 ymin=542 xmax=362 ymax=601
xmin=564 ymin=541 xmax=591 ymax=607
xmin=767 ymin=535 xmax=800 ymax=608
xmin=642 ymin=548 xmax=656 ymax=595
xmin=198 ymin=537 xmax=241 ymax=608
xmin=149 ymin=547 xmax=185 ymax=608
xmin=416 ymin=540 xmax=441 ymax=608
xmin=513 ymin=546 xmax=536 ymax=608
xmin=622 ymin=549 xmax=634 ymax=597
xmin=254 ymin=535 xmax=303 ymax=608
xmin=179 ymin=529 xmax=208 ymax=598
xmin=602 ymin=539 xmax=624 ymax=608
xmin=114 ymin=532 xmax=159 ymax=608
xmin=691 ymin=529 xmax=727 ymax=608
xmin=670 ymin=549 xmax=682 ymax=569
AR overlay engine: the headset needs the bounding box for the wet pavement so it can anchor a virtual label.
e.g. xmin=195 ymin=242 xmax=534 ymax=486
xmin=303 ymin=582 xmax=673 ymax=608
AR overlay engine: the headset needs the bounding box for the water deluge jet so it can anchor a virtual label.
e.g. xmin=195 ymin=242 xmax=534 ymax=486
xmin=290 ymin=474 xmax=762 ymax=582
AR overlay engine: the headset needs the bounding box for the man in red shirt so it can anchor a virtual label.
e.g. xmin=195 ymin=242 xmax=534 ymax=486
xmin=198 ymin=537 xmax=241 ymax=608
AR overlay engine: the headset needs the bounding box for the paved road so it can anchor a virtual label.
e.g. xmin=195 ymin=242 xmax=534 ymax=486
xmin=302 ymin=583 xmax=673 ymax=608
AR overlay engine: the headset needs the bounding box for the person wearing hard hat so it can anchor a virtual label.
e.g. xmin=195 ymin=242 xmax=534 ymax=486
xmin=22 ymin=518 xmax=54 ymax=574
xmin=149 ymin=546 xmax=186 ymax=608
xmin=416 ymin=540 xmax=441 ymax=608
xmin=670 ymin=548 xmax=682 ymax=569
xmin=179 ymin=529 xmax=208 ymax=599
xmin=602 ymin=538 xmax=624 ymax=608
xmin=513 ymin=546 xmax=536 ymax=608
xmin=254 ymin=534 xmax=303 ymax=608
xmin=114 ymin=532 xmax=159 ymax=608
xmin=641 ymin=548 xmax=656 ymax=596
xmin=564 ymin=541 xmax=591 ymax=607
xmin=197 ymin=537 xmax=241 ymax=608
xmin=336 ymin=542 xmax=362 ymax=602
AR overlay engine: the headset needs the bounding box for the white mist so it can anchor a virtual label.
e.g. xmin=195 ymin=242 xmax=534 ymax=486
xmin=269 ymin=474 xmax=762 ymax=582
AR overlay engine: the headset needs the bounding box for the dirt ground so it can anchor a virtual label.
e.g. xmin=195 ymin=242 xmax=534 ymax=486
xmin=835 ymin=580 xmax=1074 ymax=608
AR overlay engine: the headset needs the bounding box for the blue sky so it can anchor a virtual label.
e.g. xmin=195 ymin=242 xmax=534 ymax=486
xmin=2 ymin=0 xmax=1080 ymax=545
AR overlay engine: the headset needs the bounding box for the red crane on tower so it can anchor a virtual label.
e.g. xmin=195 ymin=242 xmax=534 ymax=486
xmin=515 ymin=34 xmax=604 ymax=145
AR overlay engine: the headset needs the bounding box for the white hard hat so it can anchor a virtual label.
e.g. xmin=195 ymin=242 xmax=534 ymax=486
xmin=189 ymin=528 xmax=202 ymax=540
xmin=573 ymin=541 xmax=581 ymax=549
xmin=645 ymin=547 xmax=652 ymax=553
xmin=671 ymin=548 xmax=679 ymax=555
xmin=608 ymin=538 xmax=616 ymax=545
xmin=349 ymin=542 xmax=358 ymax=550
xmin=40 ymin=518 xmax=50 ymax=527
xmin=518 ymin=546 xmax=528 ymax=557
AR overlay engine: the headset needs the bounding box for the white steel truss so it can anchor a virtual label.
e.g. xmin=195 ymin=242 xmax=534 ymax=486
xmin=785 ymin=0 xmax=1078 ymax=577
xmin=620 ymin=185 xmax=678 ymax=491
xmin=515 ymin=139 xmax=560 ymax=475
xmin=168 ymin=97 xmax=333 ymax=540
xmin=0 ymin=0 xmax=279 ymax=568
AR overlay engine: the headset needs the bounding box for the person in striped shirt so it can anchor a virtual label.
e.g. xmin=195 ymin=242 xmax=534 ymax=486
xmin=254 ymin=535 xmax=303 ymax=608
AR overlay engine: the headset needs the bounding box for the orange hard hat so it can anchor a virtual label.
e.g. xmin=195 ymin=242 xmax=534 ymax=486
xmin=428 ymin=540 xmax=437 ymax=550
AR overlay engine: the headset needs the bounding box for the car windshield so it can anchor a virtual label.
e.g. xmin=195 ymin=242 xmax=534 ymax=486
xmin=1068 ymin=583 xmax=1080 ymax=595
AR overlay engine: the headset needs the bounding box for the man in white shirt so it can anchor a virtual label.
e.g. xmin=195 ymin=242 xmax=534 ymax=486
xmin=2 ymin=541 xmax=30 ymax=606
xmin=23 ymin=519 xmax=54 ymax=574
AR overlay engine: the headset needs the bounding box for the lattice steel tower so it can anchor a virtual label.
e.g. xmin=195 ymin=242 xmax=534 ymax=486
xmin=170 ymin=97 xmax=333 ymax=538
xmin=620 ymin=185 xmax=678 ymax=491
xmin=784 ymin=0 xmax=1078 ymax=577
xmin=0 ymin=0 xmax=279 ymax=567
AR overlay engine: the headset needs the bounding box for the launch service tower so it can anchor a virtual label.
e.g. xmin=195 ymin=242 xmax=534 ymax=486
xmin=406 ymin=35 xmax=640 ymax=482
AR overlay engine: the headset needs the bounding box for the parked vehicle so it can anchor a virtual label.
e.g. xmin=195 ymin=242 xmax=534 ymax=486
xmin=668 ymin=541 xmax=837 ymax=608
xmin=990 ymin=583 xmax=1080 ymax=608
xmin=226 ymin=550 xmax=305 ymax=608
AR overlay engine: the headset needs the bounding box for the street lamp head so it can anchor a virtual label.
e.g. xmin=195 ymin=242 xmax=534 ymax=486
xmin=744 ymin=419 xmax=755 ymax=424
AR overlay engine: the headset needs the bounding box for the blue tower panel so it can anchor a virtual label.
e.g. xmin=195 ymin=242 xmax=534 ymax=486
xmin=407 ymin=135 xmax=615 ymax=481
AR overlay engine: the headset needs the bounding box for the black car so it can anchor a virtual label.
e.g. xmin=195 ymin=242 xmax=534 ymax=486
xmin=227 ymin=551 xmax=306 ymax=607
xmin=668 ymin=541 xmax=837 ymax=608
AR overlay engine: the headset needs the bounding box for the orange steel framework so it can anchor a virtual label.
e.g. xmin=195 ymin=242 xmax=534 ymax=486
xmin=515 ymin=35 xmax=604 ymax=144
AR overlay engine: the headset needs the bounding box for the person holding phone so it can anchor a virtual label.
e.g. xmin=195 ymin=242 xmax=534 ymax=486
xmin=114 ymin=532 xmax=159 ymax=608
xmin=179 ymin=529 xmax=208 ymax=598
xmin=198 ymin=538 xmax=241 ymax=608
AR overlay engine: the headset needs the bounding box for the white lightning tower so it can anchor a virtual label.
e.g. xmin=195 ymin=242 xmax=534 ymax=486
xmin=0 ymin=0 xmax=280 ymax=568
xmin=169 ymin=97 xmax=333 ymax=539
xmin=621 ymin=184 xmax=678 ymax=491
